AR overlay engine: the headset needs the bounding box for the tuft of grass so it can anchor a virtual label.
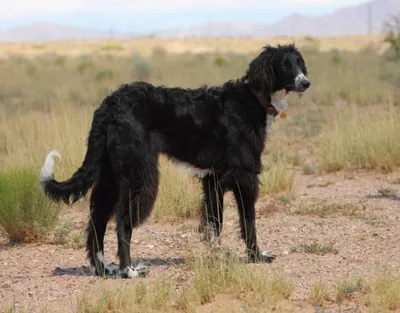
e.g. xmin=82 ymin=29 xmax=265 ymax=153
xmin=71 ymin=233 xmax=86 ymax=249
xmin=291 ymin=200 xmax=360 ymax=218
xmin=259 ymin=160 xmax=295 ymax=196
xmin=291 ymin=242 xmax=339 ymax=255
xmin=52 ymin=221 xmax=71 ymax=245
xmin=94 ymin=69 xmax=115 ymax=81
xmin=190 ymin=252 xmax=294 ymax=308
xmin=364 ymin=274 xmax=400 ymax=312
xmin=320 ymin=105 xmax=400 ymax=172
xmin=336 ymin=279 xmax=363 ymax=304
xmin=0 ymin=167 xmax=61 ymax=243
xmin=310 ymin=281 xmax=330 ymax=307
xmin=76 ymin=281 xmax=172 ymax=313
xmin=377 ymin=186 xmax=396 ymax=197
xmin=259 ymin=147 xmax=297 ymax=196
xmin=153 ymin=157 xmax=202 ymax=222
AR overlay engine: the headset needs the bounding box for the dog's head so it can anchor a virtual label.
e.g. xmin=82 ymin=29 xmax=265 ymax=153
xmin=245 ymin=43 xmax=310 ymax=98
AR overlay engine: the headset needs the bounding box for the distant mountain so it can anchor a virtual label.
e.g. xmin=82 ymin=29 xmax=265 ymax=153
xmin=154 ymin=0 xmax=400 ymax=37
xmin=0 ymin=23 xmax=132 ymax=42
xmin=0 ymin=0 xmax=399 ymax=42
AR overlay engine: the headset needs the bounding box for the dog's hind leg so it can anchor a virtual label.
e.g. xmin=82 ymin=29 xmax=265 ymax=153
xmin=109 ymin=120 xmax=159 ymax=278
xmin=200 ymin=174 xmax=226 ymax=248
xmin=86 ymin=156 xmax=119 ymax=277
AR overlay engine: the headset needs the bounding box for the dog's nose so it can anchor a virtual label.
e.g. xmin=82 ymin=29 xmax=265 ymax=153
xmin=301 ymin=80 xmax=310 ymax=89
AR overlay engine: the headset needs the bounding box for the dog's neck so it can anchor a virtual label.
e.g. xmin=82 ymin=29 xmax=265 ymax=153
xmin=250 ymin=88 xmax=279 ymax=117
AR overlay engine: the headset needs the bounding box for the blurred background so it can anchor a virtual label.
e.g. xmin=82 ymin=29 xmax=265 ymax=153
xmin=0 ymin=0 xmax=399 ymax=40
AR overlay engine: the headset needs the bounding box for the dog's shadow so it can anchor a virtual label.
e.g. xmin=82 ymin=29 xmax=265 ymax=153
xmin=52 ymin=257 xmax=186 ymax=277
xmin=365 ymin=194 xmax=400 ymax=201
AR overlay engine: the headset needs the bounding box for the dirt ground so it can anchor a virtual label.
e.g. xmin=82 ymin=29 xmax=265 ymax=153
xmin=1 ymin=168 xmax=400 ymax=312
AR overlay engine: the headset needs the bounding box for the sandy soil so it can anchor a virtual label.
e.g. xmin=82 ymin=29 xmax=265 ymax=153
xmin=1 ymin=169 xmax=400 ymax=312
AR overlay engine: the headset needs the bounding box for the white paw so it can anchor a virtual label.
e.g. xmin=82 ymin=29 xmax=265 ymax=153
xmin=119 ymin=263 xmax=148 ymax=279
xmin=262 ymin=250 xmax=276 ymax=263
xmin=94 ymin=252 xmax=119 ymax=276
xmin=105 ymin=262 xmax=119 ymax=276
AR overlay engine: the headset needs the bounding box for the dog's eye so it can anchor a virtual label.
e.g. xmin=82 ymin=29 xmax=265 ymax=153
xmin=297 ymin=58 xmax=303 ymax=66
xmin=283 ymin=59 xmax=292 ymax=70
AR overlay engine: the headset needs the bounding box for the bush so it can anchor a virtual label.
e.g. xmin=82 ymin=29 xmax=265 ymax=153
xmin=94 ymin=69 xmax=115 ymax=81
xmin=383 ymin=13 xmax=400 ymax=62
xmin=132 ymin=52 xmax=153 ymax=81
xmin=0 ymin=167 xmax=61 ymax=243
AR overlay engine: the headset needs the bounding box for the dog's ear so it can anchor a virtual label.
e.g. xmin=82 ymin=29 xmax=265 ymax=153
xmin=244 ymin=46 xmax=276 ymax=96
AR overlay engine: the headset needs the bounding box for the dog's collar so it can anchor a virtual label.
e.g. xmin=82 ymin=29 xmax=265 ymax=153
xmin=250 ymin=88 xmax=278 ymax=117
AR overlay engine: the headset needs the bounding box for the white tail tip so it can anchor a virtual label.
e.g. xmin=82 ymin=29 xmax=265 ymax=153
xmin=40 ymin=150 xmax=62 ymax=183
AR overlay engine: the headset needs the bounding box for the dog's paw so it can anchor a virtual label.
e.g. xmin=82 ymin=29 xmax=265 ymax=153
xmin=119 ymin=263 xmax=148 ymax=279
xmin=91 ymin=262 xmax=119 ymax=277
xmin=261 ymin=251 xmax=276 ymax=263
xmin=105 ymin=262 xmax=119 ymax=276
xmin=248 ymin=250 xmax=276 ymax=263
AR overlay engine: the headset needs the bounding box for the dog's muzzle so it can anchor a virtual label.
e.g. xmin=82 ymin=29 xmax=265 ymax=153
xmin=294 ymin=73 xmax=310 ymax=93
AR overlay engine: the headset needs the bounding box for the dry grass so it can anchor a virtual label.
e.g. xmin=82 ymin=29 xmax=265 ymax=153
xmin=319 ymin=105 xmax=400 ymax=173
xmin=189 ymin=252 xmax=294 ymax=308
xmin=335 ymin=278 xmax=363 ymax=304
xmin=290 ymin=199 xmax=362 ymax=218
xmin=74 ymin=252 xmax=294 ymax=313
xmin=364 ymin=273 xmax=400 ymax=312
xmin=0 ymin=167 xmax=61 ymax=242
xmin=0 ymin=34 xmax=387 ymax=57
xmin=153 ymin=157 xmax=203 ymax=221
xmin=310 ymin=281 xmax=331 ymax=307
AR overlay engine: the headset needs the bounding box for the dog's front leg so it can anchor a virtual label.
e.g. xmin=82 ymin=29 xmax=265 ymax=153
xmin=232 ymin=173 xmax=275 ymax=263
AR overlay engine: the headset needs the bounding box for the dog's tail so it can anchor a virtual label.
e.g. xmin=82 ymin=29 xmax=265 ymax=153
xmin=40 ymin=109 xmax=107 ymax=205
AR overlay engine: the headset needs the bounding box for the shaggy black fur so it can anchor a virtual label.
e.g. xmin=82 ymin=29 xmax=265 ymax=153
xmin=40 ymin=43 xmax=310 ymax=277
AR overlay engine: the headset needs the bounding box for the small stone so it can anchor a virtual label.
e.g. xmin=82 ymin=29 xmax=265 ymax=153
xmin=1 ymin=283 xmax=11 ymax=289
xmin=28 ymin=292 xmax=34 ymax=296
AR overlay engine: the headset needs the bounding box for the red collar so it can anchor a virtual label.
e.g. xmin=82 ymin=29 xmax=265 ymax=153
xmin=250 ymin=88 xmax=278 ymax=117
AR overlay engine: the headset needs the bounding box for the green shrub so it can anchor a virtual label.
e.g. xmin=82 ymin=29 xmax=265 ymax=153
xmin=76 ymin=59 xmax=94 ymax=74
xmin=0 ymin=167 xmax=61 ymax=243
xmin=132 ymin=52 xmax=153 ymax=81
xmin=94 ymin=69 xmax=115 ymax=81
xmin=100 ymin=44 xmax=123 ymax=51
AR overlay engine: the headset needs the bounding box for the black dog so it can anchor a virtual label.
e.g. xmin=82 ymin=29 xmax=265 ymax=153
xmin=40 ymin=43 xmax=310 ymax=278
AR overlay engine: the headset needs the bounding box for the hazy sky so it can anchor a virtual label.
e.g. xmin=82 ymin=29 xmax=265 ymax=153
xmin=1 ymin=0 xmax=369 ymax=32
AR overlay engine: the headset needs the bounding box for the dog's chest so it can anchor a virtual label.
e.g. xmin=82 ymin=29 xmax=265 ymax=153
xmin=171 ymin=158 xmax=212 ymax=178
xmin=270 ymin=91 xmax=288 ymax=113
xmin=265 ymin=90 xmax=289 ymax=133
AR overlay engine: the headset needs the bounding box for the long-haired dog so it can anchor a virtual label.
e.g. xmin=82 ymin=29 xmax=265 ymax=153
xmin=40 ymin=43 xmax=310 ymax=278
